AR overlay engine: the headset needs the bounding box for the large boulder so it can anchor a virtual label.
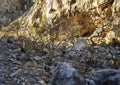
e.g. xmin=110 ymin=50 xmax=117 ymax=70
xmin=51 ymin=62 xmax=84 ymax=85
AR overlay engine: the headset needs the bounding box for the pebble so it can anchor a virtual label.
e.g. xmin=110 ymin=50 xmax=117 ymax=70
xmin=10 ymin=69 xmax=22 ymax=77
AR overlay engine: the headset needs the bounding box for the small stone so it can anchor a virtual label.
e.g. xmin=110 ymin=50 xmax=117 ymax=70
xmin=15 ymin=53 xmax=26 ymax=61
xmin=86 ymin=79 xmax=96 ymax=85
xmin=33 ymin=56 xmax=42 ymax=61
xmin=10 ymin=59 xmax=22 ymax=65
xmin=10 ymin=69 xmax=22 ymax=77
xmin=39 ymin=80 xmax=46 ymax=85
xmin=35 ymin=76 xmax=41 ymax=81
xmin=73 ymin=37 xmax=88 ymax=51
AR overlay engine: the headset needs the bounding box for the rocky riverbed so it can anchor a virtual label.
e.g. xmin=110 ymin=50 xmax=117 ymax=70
xmin=0 ymin=36 xmax=120 ymax=85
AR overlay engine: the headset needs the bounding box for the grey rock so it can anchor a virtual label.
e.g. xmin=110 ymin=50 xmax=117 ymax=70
xmin=86 ymin=79 xmax=96 ymax=85
xmin=15 ymin=53 xmax=26 ymax=61
xmin=10 ymin=69 xmax=22 ymax=77
xmin=0 ymin=80 xmax=5 ymax=85
xmin=33 ymin=56 xmax=42 ymax=61
xmin=52 ymin=62 xmax=83 ymax=85
xmin=87 ymin=69 xmax=120 ymax=85
xmin=73 ymin=37 xmax=88 ymax=51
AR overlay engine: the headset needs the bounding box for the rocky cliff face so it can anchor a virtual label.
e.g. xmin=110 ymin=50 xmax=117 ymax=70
xmin=0 ymin=0 xmax=33 ymax=27
xmin=0 ymin=0 xmax=119 ymax=29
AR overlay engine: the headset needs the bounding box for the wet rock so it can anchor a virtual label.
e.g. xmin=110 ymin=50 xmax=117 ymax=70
xmin=52 ymin=62 xmax=83 ymax=85
xmin=87 ymin=69 xmax=120 ymax=85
